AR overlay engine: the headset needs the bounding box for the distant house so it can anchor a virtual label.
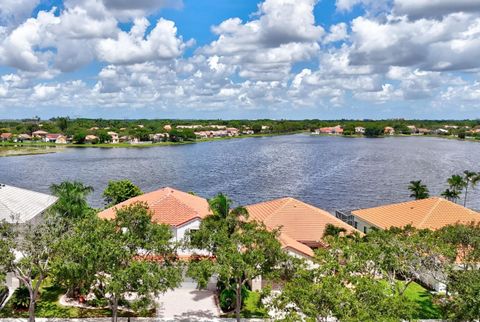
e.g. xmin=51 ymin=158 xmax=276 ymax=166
xmin=151 ymin=133 xmax=169 ymax=142
xmin=417 ymin=128 xmax=431 ymax=135
xmin=407 ymin=125 xmax=416 ymax=133
xmin=55 ymin=135 xmax=68 ymax=144
xmin=226 ymin=128 xmax=239 ymax=136
xmin=384 ymin=126 xmax=395 ymax=135
xmin=434 ymin=128 xmax=449 ymax=135
xmin=177 ymin=125 xmax=202 ymax=129
xmin=242 ymin=129 xmax=254 ymax=135
xmin=163 ymin=125 xmax=172 ymax=131
xmin=32 ymin=130 xmax=48 ymax=139
xmin=107 ymin=131 xmax=119 ymax=144
xmin=85 ymin=135 xmax=99 ymax=143
xmin=0 ymin=133 xmax=12 ymax=141
xmin=89 ymin=127 xmax=99 ymax=131
xmin=17 ymin=134 xmax=31 ymax=142
xmin=44 ymin=133 xmax=62 ymax=143
xmin=355 ymin=126 xmax=365 ymax=134
xmin=315 ymin=125 xmax=343 ymax=135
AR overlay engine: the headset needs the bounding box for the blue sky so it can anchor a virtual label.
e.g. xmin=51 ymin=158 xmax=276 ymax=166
xmin=0 ymin=0 xmax=479 ymax=119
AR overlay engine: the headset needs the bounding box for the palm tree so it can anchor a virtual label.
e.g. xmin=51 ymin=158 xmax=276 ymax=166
xmin=50 ymin=181 xmax=94 ymax=220
xmin=462 ymin=170 xmax=478 ymax=207
xmin=441 ymin=188 xmax=461 ymax=203
xmin=208 ymin=193 xmax=248 ymax=234
xmin=408 ymin=180 xmax=430 ymax=200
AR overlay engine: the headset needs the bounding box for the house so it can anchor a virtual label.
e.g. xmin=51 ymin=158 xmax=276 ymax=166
xmin=32 ymin=130 xmax=48 ymax=139
xmin=350 ymin=197 xmax=480 ymax=234
xmin=0 ymin=184 xmax=58 ymax=297
xmin=0 ymin=183 xmax=58 ymax=226
xmin=417 ymin=128 xmax=431 ymax=135
xmin=355 ymin=126 xmax=365 ymax=134
xmin=226 ymin=128 xmax=239 ymax=136
xmin=164 ymin=125 xmax=172 ymax=131
xmin=17 ymin=134 xmax=31 ymax=142
xmin=315 ymin=125 xmax=343 ymax=135
xmin=434 ymin=128 xmax=449 ymax=135
xmin=55 ymin=136 xmax=68 ymax=144
xmin=349 ymin=197 xmax=480 ymax=291
xmin=384 ymin=126 xmax=395 ymax=135
xmin=98 ymin=187 xmax=212 ymax=256
xmin=0 ymin=133 xmax=12 ymax=141
xmin=85 ymin=135 xmax=99 ymax=143
xmin=177 ymin=125 xmax=202 ymax=129
xmin=194 ymin=131 xmax=209 ymax=139
xmin=44 ymin=134 xmax=62 ymax=143
xmin=151 ymin=133 xmax=169 ymax=142
xmin=107 ymin=131 xmax=119 ymax=144
xmin=245 ymin=197 xmax=359 ymax=258
xmin=89 ymin=127 xmax=99 ymax=131
xmin=407 ymin=125 xmax=416 ymax=133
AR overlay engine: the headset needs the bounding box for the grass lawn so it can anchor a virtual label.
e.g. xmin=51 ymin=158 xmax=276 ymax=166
xmin=241 ymin=290 xmax=268 ymax=318
xmin=404 ymin=282 xmax=442 ymax=319
xmin=0 ymin=280 xmax=153 ymax=318
xmin=220 ymin=290 xmax=268 ymax=319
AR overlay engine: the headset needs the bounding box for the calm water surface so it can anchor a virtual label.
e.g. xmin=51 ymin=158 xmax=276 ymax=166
xmin=2 ymin=134 xmax=479 ymax=212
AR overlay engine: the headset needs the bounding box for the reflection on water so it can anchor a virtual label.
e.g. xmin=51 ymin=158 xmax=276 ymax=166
xmin=1 ymin=134 xmax=479 ymax=212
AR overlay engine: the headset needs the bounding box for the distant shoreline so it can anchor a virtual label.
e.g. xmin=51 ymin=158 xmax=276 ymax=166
xmin=2 ymin=131 xmax=479 ymax=157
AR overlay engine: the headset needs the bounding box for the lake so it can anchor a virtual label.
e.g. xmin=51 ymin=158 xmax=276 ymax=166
xmin=1 ymin=134 xmax=479 ymax=212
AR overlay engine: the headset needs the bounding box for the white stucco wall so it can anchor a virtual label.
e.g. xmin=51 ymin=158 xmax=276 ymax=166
xmin=352 ymin=216 xmax=374 ymax=234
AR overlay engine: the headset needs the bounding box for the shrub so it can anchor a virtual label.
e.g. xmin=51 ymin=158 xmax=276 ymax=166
xmin=218 ymin=285 xmax=248 ymax=312
xmin=11 ymin=286 xmax=30 ymax=309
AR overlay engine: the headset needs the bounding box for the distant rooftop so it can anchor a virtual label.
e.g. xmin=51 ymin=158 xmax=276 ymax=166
xmin=0 ymin=184 xmax=58 ymax=223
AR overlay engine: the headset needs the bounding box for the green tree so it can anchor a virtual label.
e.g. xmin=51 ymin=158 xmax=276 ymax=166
xmin=102 ymin=179 xmax=143 ymax=206
xmin=50 ymin=181 xmax=94 ymax=221
xmin=252 ymin=124 xmax=262 ymax=134
xmin=0 ymin=221 xmax=15 ymax=289
xmin=58 ymin=203 xmax=182 ymax=322
xmin=73 ymin=131 xmax=87 ymax=144
xmin=187 ymin=193 xmax=284 ymax=322
xmin=364 ymin=125 xmax=384 ymax=137
xmin=443 ymin=270 xmax=480 ymax=321
xmin=442 ymin=174 xmax=466 ymax=204
xmin=271 ymin=232 xmax=418 ymax=322
xmin=55 ymin=117 xmax=69 ymax=133
xmin=462 ymin=170 xmax=479 ymax=207
xmin=97 ymin=130 xmax=111 ymax=144
xmin=408 ymin=180 xmax=430 ymax=200
xmin=2 ymin=216 xmax=65 ymax=322
xmin=324 ymin=223 xmax=347 ymax=237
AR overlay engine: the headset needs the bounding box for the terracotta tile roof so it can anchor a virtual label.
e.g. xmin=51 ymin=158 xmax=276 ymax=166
xmin=98 ymin=187 xmax=211 ymax=227
xmin=245 ymin=197 xmax=358 ymax=256
xmin=352 ymin=197 xmax=480 ymax=230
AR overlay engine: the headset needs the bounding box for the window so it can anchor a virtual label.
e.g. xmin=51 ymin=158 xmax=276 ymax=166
xmin=363 ymin=226 xmax=368 ymax=234
xmin=354 ymin=221 xmax=358 ymax=229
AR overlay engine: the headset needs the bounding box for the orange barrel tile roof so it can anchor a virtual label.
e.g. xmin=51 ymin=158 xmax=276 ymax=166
xmin=352 ymin=197 xmax=480 ymax=230
xmin=98 ymin=187 xmax=211 ymax=227
xmin=245 ymin=197 xmax=359 ymax=247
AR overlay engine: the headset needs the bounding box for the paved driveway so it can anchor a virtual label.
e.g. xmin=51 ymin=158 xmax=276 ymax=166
xmin=156 ymin=280 xmax=220 ymax=321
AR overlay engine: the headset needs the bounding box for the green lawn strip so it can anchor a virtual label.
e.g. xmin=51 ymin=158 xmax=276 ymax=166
xmin=403 ymin=282 xmax=442 ymax=319
xmin=0 ymin=280 xmax=153 ymax=318
xmin=220 ymin=290 xmax=268 ymax=318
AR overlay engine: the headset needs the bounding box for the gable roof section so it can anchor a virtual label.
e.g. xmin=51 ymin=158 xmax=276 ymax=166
xmin=0 ymin=184 xmax=58 ymax=223
xmin=245 ymin=197 xmax=358 ymax=251
xmin=98 ymin=187 xmax=211 ymax=227
xmin=352 ymin=197 xmax=480 ymax=230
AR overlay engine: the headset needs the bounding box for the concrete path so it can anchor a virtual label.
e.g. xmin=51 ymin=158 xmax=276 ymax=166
xmin=156 ymin=280 xmax=220 ymax=321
